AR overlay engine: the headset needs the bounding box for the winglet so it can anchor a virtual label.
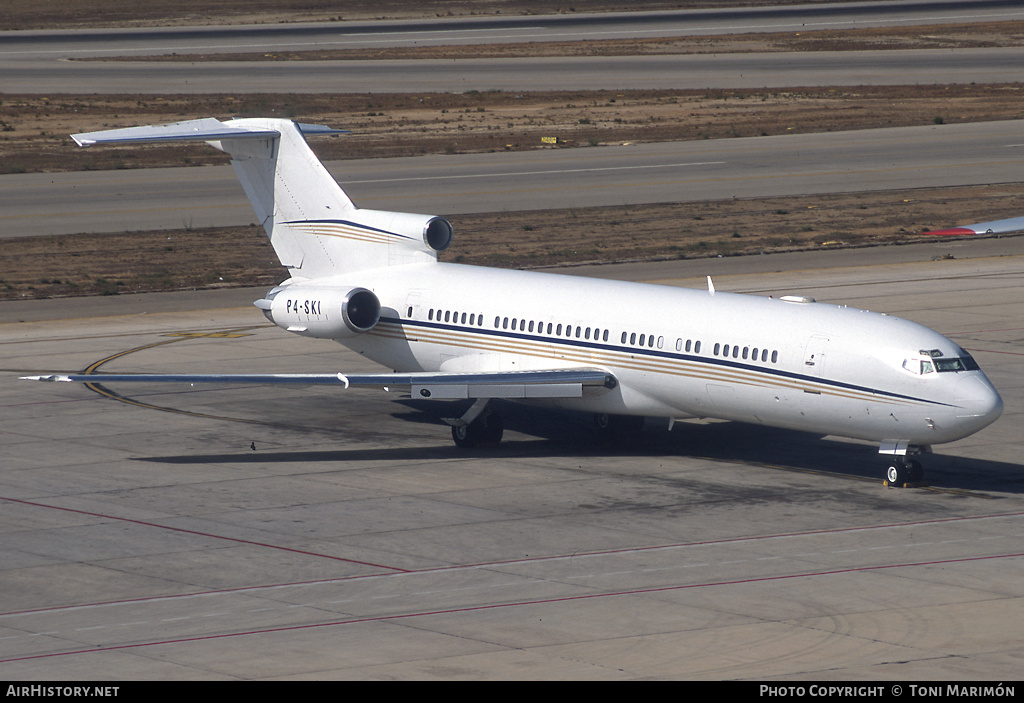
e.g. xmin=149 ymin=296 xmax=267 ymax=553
xmin=707 ymin=276 xmax=716 ymax=296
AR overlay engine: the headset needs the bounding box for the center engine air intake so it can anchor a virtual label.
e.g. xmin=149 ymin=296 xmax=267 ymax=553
xmin=256 ymin=285 xmax=381 ymax=339
xmin=423 ymin=216 xmax=454 ymax=252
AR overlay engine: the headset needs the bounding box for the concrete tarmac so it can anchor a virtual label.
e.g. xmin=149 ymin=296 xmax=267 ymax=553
xmin=1 ymin=236 xmax=1021 ymax=679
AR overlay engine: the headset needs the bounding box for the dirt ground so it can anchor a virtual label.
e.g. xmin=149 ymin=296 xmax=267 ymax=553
xmin=4 ymin=84 xmax=1024 ymax=174
xmin=4 ymin=184 xmax=1022 ymax=302
xmin=2 ymin=5 xmax=1023 ymax=301
xmin=0 ymin=0 xmax=866 ymax=31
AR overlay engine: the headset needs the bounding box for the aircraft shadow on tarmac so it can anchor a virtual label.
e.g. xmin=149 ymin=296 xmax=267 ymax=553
xmin=134 ymin=398 xmax=1023 ymax=496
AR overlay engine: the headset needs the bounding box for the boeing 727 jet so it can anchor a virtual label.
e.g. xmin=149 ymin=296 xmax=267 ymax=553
xmin=24 ymin=118 xmax=1004 ymax=486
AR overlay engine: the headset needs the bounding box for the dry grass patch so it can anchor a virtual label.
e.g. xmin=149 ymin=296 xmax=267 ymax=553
xmin=4 ymin=184 xmax=1021 ymax=301
xmin=4 ymin=85 xmax=1024 ymax=174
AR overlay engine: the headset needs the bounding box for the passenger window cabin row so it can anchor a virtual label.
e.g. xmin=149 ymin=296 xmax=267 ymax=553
xmin=621 ymin=331 xmax=664 ymax=349
xmin=495 ymin=316 xmax=610 ymax=342
xmin=712 ymin=342 xmax=778 ymax=364
xmin=625 ymin=332 xmax=779 ymax=364
xmin=427 ymin=308 xmax=485 ymax=327
xmin=415 ymin=308 xmax=778 ymax=364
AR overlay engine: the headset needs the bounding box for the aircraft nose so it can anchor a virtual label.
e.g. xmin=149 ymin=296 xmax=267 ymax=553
xmin=955 ymin=374 xmax=1003 ymax=431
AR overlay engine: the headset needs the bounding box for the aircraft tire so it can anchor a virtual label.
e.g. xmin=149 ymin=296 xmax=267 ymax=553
xmin=482 ymin=412 xmax=503 ymax=445
xmin=451 ymin=412 xmax=503 ymax=448
xmin=885 ymin=457 xmax=923 ymax=487
xmin=885 ymin=462 xmax=904 ymax=486
xmin=452 ymin=424 xmax=476 ymax=448
xmin=906 ymin=458 xmax=924 ymax=483
xmin=593 ymin=413 xmax=645 ymax=441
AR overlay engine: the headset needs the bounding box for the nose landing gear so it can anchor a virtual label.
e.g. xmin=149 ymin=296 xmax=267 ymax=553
xmin=884 ymin=456 xmax=925 ymax=487
xmin=881 ymin=442 xmax=929 ymax=487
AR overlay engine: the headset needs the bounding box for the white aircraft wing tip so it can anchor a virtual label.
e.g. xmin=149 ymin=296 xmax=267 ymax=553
xmin=21 ymin=374 xmax=73 ymax=382
xmin=927 ymin=215 xmax=1024 ymax=237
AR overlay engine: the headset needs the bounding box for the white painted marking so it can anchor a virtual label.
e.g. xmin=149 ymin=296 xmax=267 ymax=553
xmin=344 ymin=161 xmax=726 ymax=186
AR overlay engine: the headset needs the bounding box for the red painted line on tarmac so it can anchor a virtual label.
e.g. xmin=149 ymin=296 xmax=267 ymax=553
xmin=964 ymin=347 xmax=1024 ymax=356
xmin=0 ymin=495 xmax=409 ymax=574
xmin=3 ymin=509 xmax=1021 ymax=619
xmin=951 ymin=327 xmax=1024 ymax=335
xmin=2 ymin=550 xmax=1021 ymax=665
xmin=925 ymin=228 xmax=976 ymax=236
xmin=0 ymin=396 xmax=98 ymax=409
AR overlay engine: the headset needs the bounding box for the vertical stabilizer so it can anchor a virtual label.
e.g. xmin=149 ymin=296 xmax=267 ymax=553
xmin=219 ymin=119 xmax=361 ymax=275
xmin=72 ymin=117 xmax=451 ymax=279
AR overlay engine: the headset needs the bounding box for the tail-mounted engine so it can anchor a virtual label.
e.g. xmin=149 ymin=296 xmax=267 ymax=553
xmin=351 ymin=209 xmax=453 ymax=253
xmin=256 ymin=285 xmax=381 ymax=339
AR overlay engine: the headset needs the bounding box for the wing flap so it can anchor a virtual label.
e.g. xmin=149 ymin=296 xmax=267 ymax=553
xmin=23 ymin=368 xmax=618 ymax=400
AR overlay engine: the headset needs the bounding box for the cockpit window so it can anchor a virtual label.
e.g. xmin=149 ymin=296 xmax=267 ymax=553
xmin=904 ymin=353 xmax=979 ymax=375
xmin=935 ymin=355 xmax=980 ymax=373
xmin=904 ymin=359 xmax=936 ymax=375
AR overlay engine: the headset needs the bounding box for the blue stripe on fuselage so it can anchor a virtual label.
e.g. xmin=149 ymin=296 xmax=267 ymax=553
xmin=378 ymin=316 xmax=954 ymax=408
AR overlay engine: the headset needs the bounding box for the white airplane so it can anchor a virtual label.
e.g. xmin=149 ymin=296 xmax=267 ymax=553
xmin=24 ymin=117 xmax=1004 ymax=486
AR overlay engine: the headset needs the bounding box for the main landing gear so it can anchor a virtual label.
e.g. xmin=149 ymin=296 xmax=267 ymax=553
xmin=451 ymin=411 xmax=504 ymax=448
xmin=447 ymin=398 xmax=504 ymax=448
xmin=446 ymin=400 xmax=646 ymax=449
xmin=593 ymin=413 xmax=645 ymax=442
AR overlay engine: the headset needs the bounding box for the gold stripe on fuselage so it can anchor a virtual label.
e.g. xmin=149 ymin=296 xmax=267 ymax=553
xmin=288 ymin=222 xmax=399 ymax=246
xmin=369 ymin=321 xmax=937 ymax=410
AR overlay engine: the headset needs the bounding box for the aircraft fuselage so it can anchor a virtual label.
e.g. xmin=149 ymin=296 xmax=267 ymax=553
xmin=307 ymin=261 xmax=1002 ymax=448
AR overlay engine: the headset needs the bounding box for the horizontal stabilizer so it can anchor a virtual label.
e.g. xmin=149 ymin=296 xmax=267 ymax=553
xmin=71 ymin=118 xmax=346 ymax=146
xmin=927 ymin=215 xmax=1024 ymax=236
xmin=23 ymin=368 xmax=618 ymax=400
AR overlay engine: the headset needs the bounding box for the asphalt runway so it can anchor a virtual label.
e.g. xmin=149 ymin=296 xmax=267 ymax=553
xmin=3 ymin=1 xmax=1024 ymax=94
xmin=5 ymin=47 xmax=1024 ymax=95
xmin=5 ymin=1 xmax=1020 ymax=58
xmin=4 ymin=120 xmax=1024 ymax=238
xmin=1 ymin=236 xmax=1021 ymax=679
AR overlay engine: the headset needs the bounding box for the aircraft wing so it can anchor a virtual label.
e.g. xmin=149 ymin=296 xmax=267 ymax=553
xmin=23 ymin=368 xmax=618 ymax=400
xmin=927 ymin=215 xmax=1024 ymax=236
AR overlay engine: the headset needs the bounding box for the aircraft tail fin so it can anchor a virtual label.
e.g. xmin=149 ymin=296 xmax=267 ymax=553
xmin=72 ymin=118 xmax=452 ymax=279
